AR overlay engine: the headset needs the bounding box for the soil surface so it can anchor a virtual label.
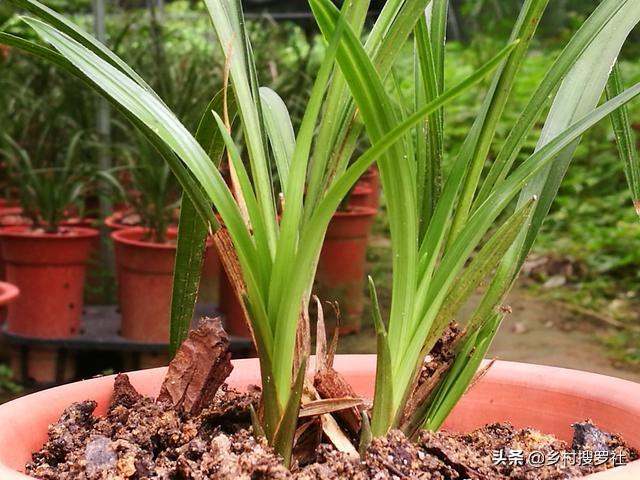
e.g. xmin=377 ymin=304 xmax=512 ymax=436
xmin=27 ymin=374 xmax=637 ymax=480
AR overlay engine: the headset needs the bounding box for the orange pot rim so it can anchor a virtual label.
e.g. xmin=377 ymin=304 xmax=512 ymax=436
xmin=0 ymin=225 xmax=99 ymax=240
xmin=104 ymin=212 xmax=129 ymax=231
xmin=0 ymin=357 xmax=638 ymax=479
xmin=352 ymin=183 xmax=373 ymax=194
xmin=112 ymin=226 xmax=213 ymax=249
xmin=0 ymin=207 xmax=23 ymax=217
xmin=334 ymin=206 xmax=377 ymax=217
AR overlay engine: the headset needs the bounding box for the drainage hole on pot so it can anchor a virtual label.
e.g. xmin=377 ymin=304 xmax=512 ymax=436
xmin=64 ymin=282 xmax=70 ymax=289
xmin=69 ymin=302 xmax=75 ymax=310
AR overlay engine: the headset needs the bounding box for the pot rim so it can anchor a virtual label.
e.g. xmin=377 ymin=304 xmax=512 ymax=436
xmin=334 ymin=206 xmax=378 ymax=217
xmin=104 ymin=211 xmax=133 ymax=230
xmin=352 ymin=184 xmax=373 ymax=194
xmin=59 ymin=217 xmax=97 ymax=227
xmin=111 ymin=226 xmax=178 ymax=250
xmin=0 ymin=207 xmax=23 ymax=217
xmin=0 ymin=281 xmax=19 ymax=306
xmin=112 ymin=227 xmax=213 ymax=249
xmin=0 ymin=225 xmax=99 ymax=239
xmin=0 ymin=357 xmax=638 ymax=479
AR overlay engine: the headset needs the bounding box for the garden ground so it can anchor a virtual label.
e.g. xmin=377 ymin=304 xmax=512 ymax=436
xmin=339 ymin=287 xmax=640 ymax=383
xmin=337 ymin=232 xmax=640 ymax=383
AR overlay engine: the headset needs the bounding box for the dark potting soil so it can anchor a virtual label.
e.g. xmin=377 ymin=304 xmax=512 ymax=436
xmin=26 ymin=374 xmax=637 ymax=480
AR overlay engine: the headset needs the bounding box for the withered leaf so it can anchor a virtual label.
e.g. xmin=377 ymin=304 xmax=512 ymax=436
xmin=299 ymin=397 xmax=365 ymax=418
xmin=314 ymin=368 xmax=362 ymax=434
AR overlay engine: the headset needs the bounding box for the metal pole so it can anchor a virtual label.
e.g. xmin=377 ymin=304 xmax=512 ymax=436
xmin=93 ymin=0 xmax=114 ymax=302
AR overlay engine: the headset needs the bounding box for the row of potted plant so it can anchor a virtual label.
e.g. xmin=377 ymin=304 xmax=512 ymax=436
xmin=0 ymin=156 xmax=381 ymax=345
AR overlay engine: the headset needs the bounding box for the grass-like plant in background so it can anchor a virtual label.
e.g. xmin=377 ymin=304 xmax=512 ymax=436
xmin=0 ymin=129 xmax=95 ymax=232
xmin=114 ymin=130 xmax=180 ymax=244
xmin=2 ymin=0 xmax=640 ymax=468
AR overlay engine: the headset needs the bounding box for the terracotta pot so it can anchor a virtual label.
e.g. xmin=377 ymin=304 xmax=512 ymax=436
xmin=214 ymin=224 xmax=251 ymax=338
xmin=60 ymin=218 xmax=103 ymax=305
xmin=0 ymin=226 xmax=98 ymax=338
xmin=0 ymin=208 xmax=29 ymax=228
xmin=0 ymin=358 xmax=638 ymax=479
xmin=360 ymin=166 xmax=380 ymax=210
xmin=315 ymin=207 xmax=376 ymax=334
xmin=112 ymin=228 xmax=213 ymax=343
xmin=9 ymin=347 xmax=75 ymax=385
xmin=347 ymin=183 xmax=374 ymax=208
xmin=104 ymin=211 xmax=136 ymax=231
xmin=0 ymin=281 xmax=19 ymax=324
xmin=199 ymin=244 xmax=221 ymax=304
xmin=0 ymin=200 xmax=19 ymax=214
xmin=218 ymin=267 xmax=251 ymax=338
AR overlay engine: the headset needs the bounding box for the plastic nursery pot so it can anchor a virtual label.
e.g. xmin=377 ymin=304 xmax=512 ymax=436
xmin=0 ymin=209 xmax=30 ymax=282
xmin=218 ymin=266 xmax=252 ymax=338
xmin=60 ymin=217 xmax=103 ymax=305
xmin=0 ymin=225 xmax=98 ymax=338
xmin=199 ymin=244 xmax=221 ymax=304
xmin=112 ymin=227 xmax=213 ymax=343
xmin=0 ymin=358 xmax=639 ymax=479
xmin=360 ymin=166 xmax=380 ymax=210
xmin=0 ymin=202 xmax=20 ymax=216
xmin=315 ymin=206 xmax=377 ymax=334
xmin=0 ymin=281 xmax=19 ymax=324
xmin=104 ymin=211 xmax=137 ymax=231
xmin=0 ymin=208 xmax=30 ymax=228
xmin=9 ymin=346 xmax=75 ymax=386
xmin=214 ymin=223 xmax=251 ymax=339
xmin=347 ymin=183 xmax=374 ymax=209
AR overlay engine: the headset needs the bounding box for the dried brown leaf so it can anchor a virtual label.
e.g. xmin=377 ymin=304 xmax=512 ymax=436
xmin=299 ymin=397 xmax=365 ymax=418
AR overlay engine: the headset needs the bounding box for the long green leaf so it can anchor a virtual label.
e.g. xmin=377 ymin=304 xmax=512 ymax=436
xmin=259 ymin=87 xmax=294 ymax=195
xmin=272 ymin=359 xmax=307 ymax=468
xmin=517 ymin=0 xmax=640 ymax=264
xmin=399 ymin=80 xmax=640 ymax=406
xmin=424 ymin=312 xmax=503 ymax=431
xmin=368 ymin=277 xmax=394 ymax=437
xmin=267 ymin=6 xmax=348 ymax=403
xmin=7 ymin=0 xmax=159 ymax=97
xmin=447 ymin=0 xmax=549 ymax=245
xmin=311 ymin=0 xmax=418 ymax=375
xmin=19 ymin=16 xmax=275 ymax=362
xmin=170 ymin=198 xmax=208 ymax=357
xmin=424 ymin=198 xmax=535 ymax=353
xmin=0 ymin=32 xmax=215 ymax=231
xmin=475 ymin=0 xmax=636 ymax=207
xmin=606 ymin=61 xmax=640 ymax=213
xmin=169 ymin=92 xmax=237 ymax=356
xmin=204 ymin=0 xmax=278 ymax=255
xmin=463 ymin=0 xmax=640 ymax=361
